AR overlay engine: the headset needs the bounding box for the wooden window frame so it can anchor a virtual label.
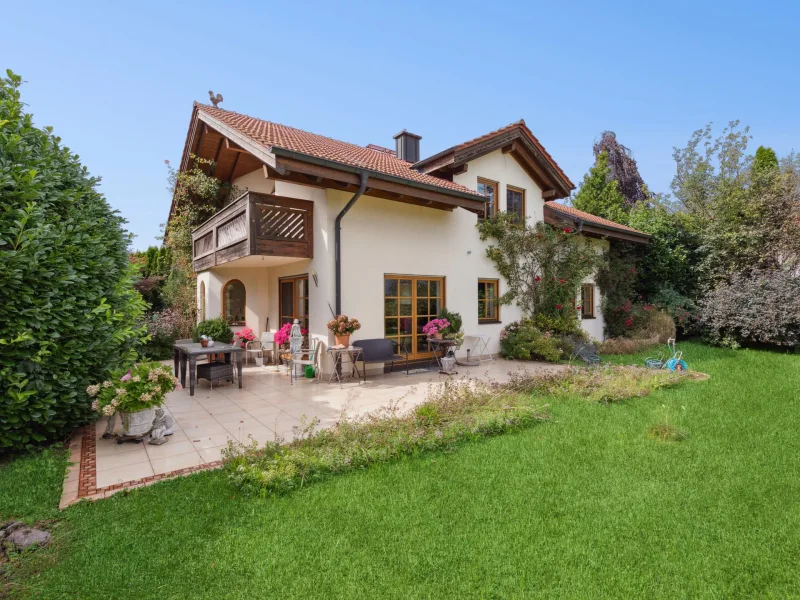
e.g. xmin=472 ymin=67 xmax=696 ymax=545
xmin=581 ymin=283 xmax=595 ymax=319
xmin=384 ymin=274 xmax=446 ymax=360
xmin=278 ymin=274 xmax=310 ymax=331
xmin=222 ymin=279 xmax=246 ymax=325
xmin=199 ymin=281 xmax=206 ymax=322
xmin=477 ymin=177 xmax=499 ymax=220
xmin=506 ymin=185 xmax=526 ymax=221
xmin=478 ymin=278 xmax=500 ymax=323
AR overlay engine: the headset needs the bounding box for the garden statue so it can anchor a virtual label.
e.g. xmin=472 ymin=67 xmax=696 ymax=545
xmin=102 ymin=413 xmax=117 ymax=439
xmin=289 ymin=318 xmax=303 ymax=355
xmin=148 ymin=408 xmax=174 ymax=445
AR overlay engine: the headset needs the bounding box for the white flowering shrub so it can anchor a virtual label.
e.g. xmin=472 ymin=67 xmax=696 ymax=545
xmin=88 ymin=362 xmax=179 ymax=415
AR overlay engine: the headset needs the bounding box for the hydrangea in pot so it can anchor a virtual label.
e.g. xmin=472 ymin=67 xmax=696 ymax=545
xmin=88 ymin=362 xmax=180 ymax=439
xmin=422 ymin=318 xmax=450 ymax=340
xmin=327 ymin=315 xmax=361 ymax=347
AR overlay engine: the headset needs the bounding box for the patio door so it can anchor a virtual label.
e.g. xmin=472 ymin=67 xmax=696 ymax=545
xmin=384 ymin=275 xmax=444 ymax=359
xmin=279 ymin=275 xmax=309 ymax=331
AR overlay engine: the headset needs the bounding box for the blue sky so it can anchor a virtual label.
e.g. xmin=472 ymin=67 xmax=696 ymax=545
xmin=3 ymin=0 xmax=798 ymax=250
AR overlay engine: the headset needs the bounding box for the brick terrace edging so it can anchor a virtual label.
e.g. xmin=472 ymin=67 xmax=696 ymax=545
xmin=59 ymin=425 xmax=225 ymax=508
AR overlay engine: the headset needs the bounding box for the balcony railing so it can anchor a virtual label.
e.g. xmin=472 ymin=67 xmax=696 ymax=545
xmin=191 ymin=191 xmax=314 ymax=271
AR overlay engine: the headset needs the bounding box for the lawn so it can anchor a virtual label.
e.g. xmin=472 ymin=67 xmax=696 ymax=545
xmin=4 ymin=342 xmax=800 ymax=599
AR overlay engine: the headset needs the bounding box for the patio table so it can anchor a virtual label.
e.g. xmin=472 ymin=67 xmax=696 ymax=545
xmin=426 ymin=338 xmax=459 ymax=375
xmin=173 ymin=342 xmax=243 ymax=396
xmin=326 ymin=346 xmax=364 ymax=387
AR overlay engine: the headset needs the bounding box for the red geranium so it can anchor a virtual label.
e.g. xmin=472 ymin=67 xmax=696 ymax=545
xmin=556 ymin=304 xmax=563 ymax=310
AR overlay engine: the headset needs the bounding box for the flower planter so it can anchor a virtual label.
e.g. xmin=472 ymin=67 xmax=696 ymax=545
xmin=335 ymin=334 xmax=351 ymax=347
xmin=120 ymin=406 xmax=157 ymax=438
xmin=433 ymin=333 xmax=443 ymax=340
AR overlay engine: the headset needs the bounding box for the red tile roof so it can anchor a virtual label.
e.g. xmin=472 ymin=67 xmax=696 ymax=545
xmin=545 ymin=202 xmax=649 ymax=236
xmin=195 ymin=103 xmax=483 ymax=198
xmin=456 ymin=119 xmax=574 ymax=189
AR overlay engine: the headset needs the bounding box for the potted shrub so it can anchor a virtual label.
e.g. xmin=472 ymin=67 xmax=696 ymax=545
xmin=422 ymin=318 xmax=450 ymax=340
xmin=88 ymin=362 xmax=179 ymax=438
xmin=327 ymin=315 xmax=361 ymax=346
xmin=438 ymin=308 xmax=464 ymax=346
xmin=193 ymin=317 xmax=234 ymax=345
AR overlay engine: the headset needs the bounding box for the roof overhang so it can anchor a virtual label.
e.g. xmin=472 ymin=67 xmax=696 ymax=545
xmin=413 ymin=124 xmax=575 ymax=200
xmin=543 ymin=204 xmax=651 ymax=244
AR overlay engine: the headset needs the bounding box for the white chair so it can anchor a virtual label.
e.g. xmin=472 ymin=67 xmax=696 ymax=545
xmin=245 ymin=340 xmax=263 ymax=366
xmin=259 ymin=332 xmax=276 ymax=365
xmin=290 ymin=339 xmax=320 ymax=385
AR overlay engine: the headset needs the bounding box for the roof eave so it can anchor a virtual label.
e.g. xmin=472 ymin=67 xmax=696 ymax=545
xmin=269 ymin=147 xmax=486 ymax=204
xmin=544 ymin=205 xmax=650 ymax=244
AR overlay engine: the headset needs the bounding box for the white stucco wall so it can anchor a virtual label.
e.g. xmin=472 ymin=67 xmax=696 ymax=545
xmin=196 ymin=150 xmax=608 ymax=374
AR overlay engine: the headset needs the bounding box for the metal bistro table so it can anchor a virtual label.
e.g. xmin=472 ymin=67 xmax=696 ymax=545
xmin=173 ymin=342 xmax=243 ymax=396
xmin=326 ymin=346 xmax=364 ymax=387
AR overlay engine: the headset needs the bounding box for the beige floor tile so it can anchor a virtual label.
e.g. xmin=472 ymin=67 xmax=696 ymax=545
xmin=150 ymin=451 xmax=204 ymax=475
xmin=96 ymin=461 xmax=154 ymax=488
xmin=198 ymin=445 xmax=226 ymax=463
xmin=145 ymin=439 xmax=198 ymax=459
xmin=245 ymin=404 xmax=286 ymax=421
xmin=96 ymin=448 xmax=150 ymax=471
xmin=189 ymin=432 xmax=233 ymax=450
xmin=206 ymin=409 xmax=251 ymax=422
xmin=179 ymin=423 xmax=229 ymax=437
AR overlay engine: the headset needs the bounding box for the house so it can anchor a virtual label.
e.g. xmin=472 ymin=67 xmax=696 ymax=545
xmin=174 ymin=103 xmax=649 ymax=374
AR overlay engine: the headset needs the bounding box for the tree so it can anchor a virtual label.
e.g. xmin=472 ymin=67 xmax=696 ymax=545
xmin=592 ymin=131 xmax=648 ymax=206
xmin=0 ymin=70 xmax=146 ymax=450
xmin=571 ymin=151 xmax=629 ymax=223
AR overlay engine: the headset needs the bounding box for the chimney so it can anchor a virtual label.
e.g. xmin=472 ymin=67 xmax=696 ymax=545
xmin=393 ymin=130 xmax=422 ymax=163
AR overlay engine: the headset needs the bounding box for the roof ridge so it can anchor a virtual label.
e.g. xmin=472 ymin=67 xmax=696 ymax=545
xmin=546 ymin=202 xmax=648 ymax=235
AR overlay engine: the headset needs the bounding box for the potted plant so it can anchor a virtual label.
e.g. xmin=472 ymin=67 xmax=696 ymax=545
xmin=88 ymin=362 xmax=179 ymax=438
xmin=274 ymin=322 xmax=308 ymax=364
xmin=327 ymin=315 xmax=361 ymax=346
xmin=422 ymin=318 xmax=450 ymax=340
xmin=438 ymin=308 xmax=464 ymax=346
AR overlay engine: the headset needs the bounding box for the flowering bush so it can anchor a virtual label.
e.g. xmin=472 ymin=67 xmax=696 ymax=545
xmin=273 ymin=322 xmax=309 ymax=347
xmin=234 ymin=326 xmax=256 ymax=348
xmin=327 ymin=315 xmax=361 ymax=336
xmin=87 ymin=362 xmax=179 ymax=416
xmin=422 ymin=318 xmax=450 ymax=337
xmin=499 ymin=319 xmax=562 ymax=362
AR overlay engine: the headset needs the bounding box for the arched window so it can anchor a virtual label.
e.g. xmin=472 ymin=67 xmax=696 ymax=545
xmin=222 ymin=279 xmax=246 ymax=325
xmin=198 ymin=281 xmax=206 ymax=322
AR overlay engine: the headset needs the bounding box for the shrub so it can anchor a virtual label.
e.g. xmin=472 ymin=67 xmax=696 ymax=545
xmin=192 ymin=317 xmax=234 ymax=344
xmin=701 ymin=270 xmax=800 ymax=347
xmin=141 ymin=308 xmax=183 ymax=360
xmin=652 ymin=286 xmax=701 ymax=335
xmin=499 ymin=319 xmax=563 ymax=362
xmin=0 ymin=71 xmax=146 ymax=451
xmin=598 ymin=336 xmax=660 ymax=355
xmin=631 ymin=308 xmax=676 ymax=343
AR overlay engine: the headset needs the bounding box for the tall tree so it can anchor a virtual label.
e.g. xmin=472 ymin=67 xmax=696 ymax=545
xmin=592 ymin=131 xmax=648 ymax=206
xmin=571 ymin=151 xmax=628 ymax=223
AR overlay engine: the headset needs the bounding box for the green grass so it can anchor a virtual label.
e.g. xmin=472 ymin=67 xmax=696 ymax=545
xmin=0 ymin=448 xmax=69 ymax=524
xmin=5 ymin=342 xmax=800 ymax=598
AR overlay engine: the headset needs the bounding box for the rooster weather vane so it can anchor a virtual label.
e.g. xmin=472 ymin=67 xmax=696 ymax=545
xmin=208 ymin=90 xmax=223 ymax=108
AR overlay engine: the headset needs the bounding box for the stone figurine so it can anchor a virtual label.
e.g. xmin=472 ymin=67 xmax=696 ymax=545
xmin=289 ymin=318 xmax=303 ymax=356
xmin=102 ymin=412 xmax=117 ymax=439
xmin=148 ymin=408 xmax=174 ymax=445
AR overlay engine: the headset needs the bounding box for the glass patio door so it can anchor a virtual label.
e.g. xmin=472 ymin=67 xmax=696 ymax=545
xmin=279 ymin=275 xmax=309 ymax=331
xmin=384 ymin=275 xmax=444 ymax=359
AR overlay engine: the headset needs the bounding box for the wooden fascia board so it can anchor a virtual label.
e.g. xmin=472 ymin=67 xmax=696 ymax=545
xmin=274 ymin=156 xmax=485 ymax=212
xmin=543 ymin=207 xmax=650 ymax=244
xmin=196 ymin=111 xmax=284 ymax=175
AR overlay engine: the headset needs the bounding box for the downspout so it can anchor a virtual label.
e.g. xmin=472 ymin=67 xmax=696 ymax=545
xmin=335 ymin=171 xmax=369 ymax=315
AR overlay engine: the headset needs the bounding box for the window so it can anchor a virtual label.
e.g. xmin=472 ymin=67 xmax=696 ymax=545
xmin=384 ymin=275 xmax=444 ymax=359
xmin=477 ymin=178 xmax=498 ymax=219
xmin=506 ymin=186 xmax=525 ymax=221
xmin=478 ymin=279 xmax=500 ymax=322
xmin=279 ymin=275 xmax=309 ymax=331
xmin=198 ymin=281 xmax=206 ymax=322
xmin=222 ymin=280 xmax=246 ymax=324
xmin=581 ymin=283 xmax=595 ymax=318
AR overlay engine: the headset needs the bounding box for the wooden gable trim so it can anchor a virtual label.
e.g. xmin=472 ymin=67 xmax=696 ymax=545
xmin=196 ymin=111 xmax=284 ymax=175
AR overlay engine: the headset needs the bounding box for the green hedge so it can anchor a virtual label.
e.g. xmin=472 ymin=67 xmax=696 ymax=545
xmin=0 ymin=71 xmax=146 ymax=451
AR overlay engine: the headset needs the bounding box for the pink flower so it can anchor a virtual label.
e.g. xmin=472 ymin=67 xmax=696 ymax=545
xmin=535 ymin=276 xmax=541 ymax=282
xmin=563 ymin=227 xmax=571 ymax=233
xmin=120 ymin=371 xmax=131 ymax=382
xmin=556 ymin=304 xmax=563 ymax=310
xmin=625 ymin=319 xmax=633 ymax=327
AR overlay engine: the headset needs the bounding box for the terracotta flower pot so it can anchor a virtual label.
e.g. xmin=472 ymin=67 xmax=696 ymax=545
xmin=335 ymin=334 xmax=351 ymax=347
xmin=200 ymin=339 xmax=208 ymax=348
xmin=433 ymin=332 xmax=443 ymax=340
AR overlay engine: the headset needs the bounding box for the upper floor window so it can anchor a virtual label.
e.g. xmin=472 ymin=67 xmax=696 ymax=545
xmin=223 ymin=279 xmax=246 ymax=325
xmin=477 ymin=178 xmax=498 ymax=220
xmin=478 ymin=279 xmax=500 ymax=322
xmin=581 ymin=283 xmax=595 ymax=319
xmin=506 ymin=186 xmax=525 ymax=221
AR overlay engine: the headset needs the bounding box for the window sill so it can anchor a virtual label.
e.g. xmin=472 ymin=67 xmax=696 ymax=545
xmin=581 ymin=316 xmax=596 ymax=320
xmin=478 ymin=320 xmax=502 ymax=325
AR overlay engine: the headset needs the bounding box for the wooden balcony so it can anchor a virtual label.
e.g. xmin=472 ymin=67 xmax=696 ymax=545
xmin=192 ymin=191 xmax=314 ymax=272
